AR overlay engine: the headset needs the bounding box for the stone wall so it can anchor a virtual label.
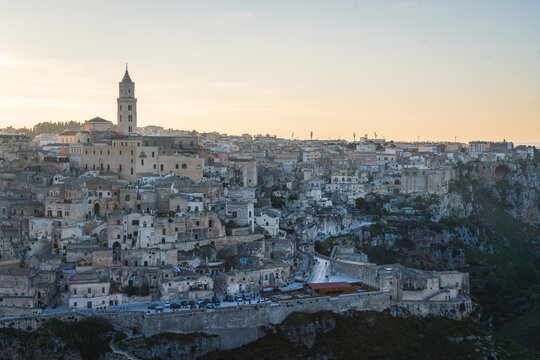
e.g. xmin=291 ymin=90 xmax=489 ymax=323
xmin=171 ymin=234 xmax=263 ymax=252
xmin=396 ymin=299 xmax=473 ymax=320
xmin=94 ymin=290 xmax=390 ymax=349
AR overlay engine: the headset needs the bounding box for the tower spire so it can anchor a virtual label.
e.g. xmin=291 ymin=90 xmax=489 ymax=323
xmin=117 ymin=66 xmax=136 ymax=135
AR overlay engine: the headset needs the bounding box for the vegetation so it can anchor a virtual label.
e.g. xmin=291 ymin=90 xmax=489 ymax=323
xmin=0 ymin=317 xmax=114 ymax=360
xmin=271 ymin=195 xmax=286 ymax=209
xmin=314 ymin=233 xmax=360 ymax=256
xmin=203 ymin=311 xmax=537 ymax=360
xmin=3 ymin=121 xmax=84 ymax=136
xmin=355 ymin=195 xmax=386 ymax=216
xmin=366 ymin=222 xmax=393 ymax=237
xmin=122 ymin=283 xmax=150 ymax=296
xmin=365 ymin=246 xmax=400 ymax=265
xmin=33 ymin=120 xmax=83 ymax=135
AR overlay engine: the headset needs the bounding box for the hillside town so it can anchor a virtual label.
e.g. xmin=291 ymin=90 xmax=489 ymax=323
xmin=0 ymin=68 xmax=534 ymax=324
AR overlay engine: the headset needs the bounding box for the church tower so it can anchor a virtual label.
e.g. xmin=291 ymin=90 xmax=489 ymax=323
xmin=117 ymin=65 xmax=137 ymax=135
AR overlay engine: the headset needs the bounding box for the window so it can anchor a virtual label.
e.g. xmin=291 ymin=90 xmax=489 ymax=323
xmin=182 ymin=164 xmax=187 ymax=169
xmin=160 ymin=164 xmax=164 ymax=171
xmin=128 ymin=105 xmax=132 ymax=110
xmin=73 ymin=288 xmax=77 ymax=295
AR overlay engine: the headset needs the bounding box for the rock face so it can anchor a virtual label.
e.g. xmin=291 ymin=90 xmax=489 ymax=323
xmin=467 ymin=161 xmax=540 ymax=225
xmin=119 ymin=332 xmax=220 ymax=360
xmin=0 ymin=332 xmax=81 ymax=360
xmin=439 ymin=191 xmax=473 ymax=219
xmin=277 ymin=318 xmax=336 ymax=349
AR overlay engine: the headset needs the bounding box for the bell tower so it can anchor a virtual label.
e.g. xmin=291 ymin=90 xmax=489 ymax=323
xmin=117 ymin=64 xmax=137 ymax=135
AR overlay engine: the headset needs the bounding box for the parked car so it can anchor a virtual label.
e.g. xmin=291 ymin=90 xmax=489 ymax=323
xmin=155 ymin=306 xmax=164 ymax=312
xmin=188 ymin=300 xmax=196 ymax=306
xmin=181 ymin=300 xmax=188 ymax=307
xmin=234 ymin=296 xmax=243 ymax=302
xmin=206 ymin=303 xmax=215 ymax=310
xmin=170 ymin=303 xmax=180 ymax=309
xmin=147 ymin=304 xmax=157 ymax=309
xmin=164 ymin=301 xmax=171 ymax=308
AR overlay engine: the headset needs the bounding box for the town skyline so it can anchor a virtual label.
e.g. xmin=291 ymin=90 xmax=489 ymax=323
xmin=0 ymin=1 xmax=539 ymax=143
xmin=1 ymin=2 xmax=540 ymax=356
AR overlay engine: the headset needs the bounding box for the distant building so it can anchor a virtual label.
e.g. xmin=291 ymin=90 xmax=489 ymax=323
xmin=57 ymin=130 xmax=90 ymax=144
xmin=84 ymin=117 xmax=113 ymax=132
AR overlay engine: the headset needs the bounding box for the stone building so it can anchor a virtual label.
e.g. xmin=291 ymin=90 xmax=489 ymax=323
xmin=68 ymin=271 xmax=110 ymax=309
xmin=401 ymin=167 xmax=456 ymax=195
xmin=84 ymin=117 xmax=113 ymax=132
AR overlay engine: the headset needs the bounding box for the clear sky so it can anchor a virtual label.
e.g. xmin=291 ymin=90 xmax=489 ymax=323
xmin=0 ymin=0 xmax=538 ymax=142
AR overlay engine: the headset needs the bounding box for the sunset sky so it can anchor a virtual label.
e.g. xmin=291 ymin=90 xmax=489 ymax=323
xmin=0 ymin=0 xmax=538 ymax=142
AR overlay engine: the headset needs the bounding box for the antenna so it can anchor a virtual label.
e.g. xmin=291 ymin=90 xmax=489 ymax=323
xmin=374 ymin=132 xmax=377 ymax=139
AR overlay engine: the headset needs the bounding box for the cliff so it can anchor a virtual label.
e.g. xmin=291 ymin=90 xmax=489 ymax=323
xmin=202 ymin=311 xmax=537 ymax=360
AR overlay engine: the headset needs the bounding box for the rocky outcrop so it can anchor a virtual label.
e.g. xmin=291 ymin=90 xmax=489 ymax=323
xmin=277 ymin=317 xmax=336 ymax=349
xmin=438 ymin=191 xmax=473 ymax=219
xmin=466 ymin=160 xmax=540 ymax=225
xmin=119 ymin=332 xmax=220 ymax=360
xmin=0 ymin=330 xmax=81 ymax=360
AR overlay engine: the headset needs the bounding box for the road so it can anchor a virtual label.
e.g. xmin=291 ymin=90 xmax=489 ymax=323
xmin=308 ymin=256 xmax=329 ymax=283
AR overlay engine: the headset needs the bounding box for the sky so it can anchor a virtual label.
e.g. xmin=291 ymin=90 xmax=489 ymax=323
xmin=0 ymin=0 xmax=538 ymax=142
